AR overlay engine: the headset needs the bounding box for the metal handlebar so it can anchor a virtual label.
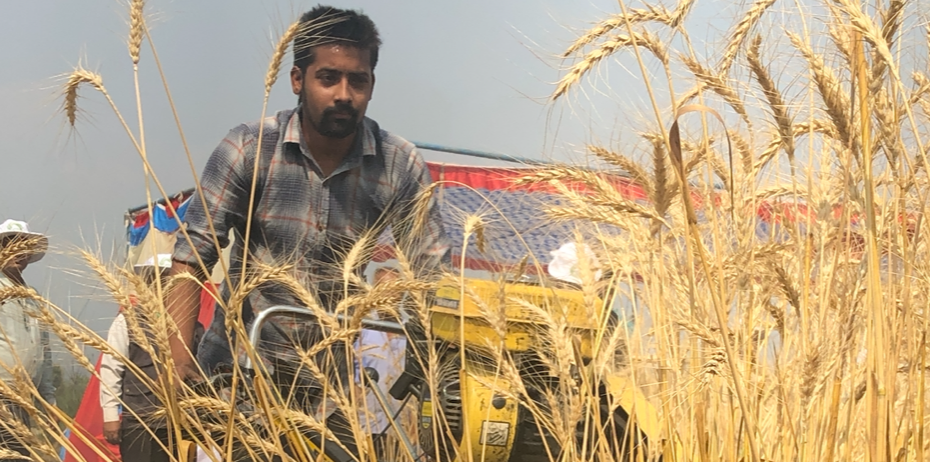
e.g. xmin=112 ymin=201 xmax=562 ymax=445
xmin=239 ymin=305 xmax=420 ymax=460
xmin=243 ymin=305 xmax=405 ymax=370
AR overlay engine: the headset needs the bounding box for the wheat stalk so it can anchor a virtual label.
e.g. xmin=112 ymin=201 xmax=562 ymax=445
xmin=874 ymin=87 xmax=903 ymax=172
xmin=754 ymin=119 xmax=839 ymax=175
xmin=728 ymin=129 xmax=752 ymax=181
xmin=639 ymin=30 xmax=670 ymax=66
xmin=341 ymin=234 xmax=372 ymax=296
xmin=239 ymin=18 xmax=303 ymax=308
xmin=835 ymin=0 xmax=896 ymax=75
xmin=515 ymin=168 xmax=666 ymax=224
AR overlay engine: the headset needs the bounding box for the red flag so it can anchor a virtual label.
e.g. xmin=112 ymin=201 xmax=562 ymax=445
xmin=63 ymin=354 xmax=120 ymax=462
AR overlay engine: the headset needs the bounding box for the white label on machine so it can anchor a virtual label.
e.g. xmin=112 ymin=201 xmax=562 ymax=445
xmin=480 ymin=421 xmax=510 ymax=447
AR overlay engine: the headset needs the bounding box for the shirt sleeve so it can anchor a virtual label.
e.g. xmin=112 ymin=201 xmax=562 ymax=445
xmin=390 ymin=146 xmax=451 ymax=279
xmin=173 ymin=125 xmax=254 ymax=271
xmin=99 ymin=313 xmax=129 ymax=423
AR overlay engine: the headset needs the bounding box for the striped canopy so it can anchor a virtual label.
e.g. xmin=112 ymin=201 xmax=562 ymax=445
xmin=125 ymin=164 xmax=857 ymax=275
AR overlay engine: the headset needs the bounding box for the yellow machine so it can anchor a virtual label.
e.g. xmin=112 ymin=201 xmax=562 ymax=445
xmin=184 ymin=276 xmax=663 ymax=462
xmin=390 ymin=276 xmax=663 ymax=462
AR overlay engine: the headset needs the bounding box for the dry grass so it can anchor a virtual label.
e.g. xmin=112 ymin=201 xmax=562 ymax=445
xmin=546 ymin=0 xmax=930 ymax=460
xmin=14 ymin=0 xmax=930 ymax=461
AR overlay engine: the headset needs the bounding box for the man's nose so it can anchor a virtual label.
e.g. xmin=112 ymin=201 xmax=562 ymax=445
xmin=334 ymin=77 xmax=352 ymax=102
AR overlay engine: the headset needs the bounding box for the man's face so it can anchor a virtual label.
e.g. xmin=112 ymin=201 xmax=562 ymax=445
xmin=0 ymin=238 xmax=28 ymax=277
xmin=291 ymin=43 xmax=374 ymax=139
xmin=374 ymin=268 xmax=399 ymax=285
xmin=3 ymin=256 xmax=26 ymax=275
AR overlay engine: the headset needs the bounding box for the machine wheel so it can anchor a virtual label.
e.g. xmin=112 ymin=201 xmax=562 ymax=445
xmin=509 ymin=405 xmax=560 ymax=462
xmin=597 ymin=381 xmax=658 ymax=462
xmin=599 ymin=401 xmax=654 ymax=461
xmin=508 ymin=391 xmax=655 ymax=462
xmin=417 ymin=353 xmax=465 ymax=462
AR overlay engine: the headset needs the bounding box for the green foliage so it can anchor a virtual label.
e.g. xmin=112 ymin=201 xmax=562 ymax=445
xmin=53 ymin=365 xmax=89 ymax=418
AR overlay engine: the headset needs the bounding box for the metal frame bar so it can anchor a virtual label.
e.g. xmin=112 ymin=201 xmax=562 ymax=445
xmin=412 ymin=141 xmax=550 ymax=166
xmin=244 ymin=305 xmax=404 ymax=370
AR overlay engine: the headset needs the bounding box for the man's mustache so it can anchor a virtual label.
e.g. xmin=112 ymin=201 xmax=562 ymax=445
xmin=323 ymin=104 xmax=359 ymax=120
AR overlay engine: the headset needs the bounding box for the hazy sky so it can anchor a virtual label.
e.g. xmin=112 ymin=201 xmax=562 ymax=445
xmin=0 ymin=0 xmax=690 ymax=355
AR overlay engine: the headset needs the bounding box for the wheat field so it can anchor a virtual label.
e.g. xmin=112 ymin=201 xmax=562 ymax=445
xmin=1 ymin=0 xmax=928 ymax=461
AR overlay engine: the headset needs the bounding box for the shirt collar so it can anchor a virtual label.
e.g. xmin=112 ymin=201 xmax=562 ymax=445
xmin=283 ymin=106 xmax=378 ymax=159
xmin=283 ymin=107 xmax=303 ymax=146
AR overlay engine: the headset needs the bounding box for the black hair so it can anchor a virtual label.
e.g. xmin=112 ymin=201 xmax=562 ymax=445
xmin=293 ymin=5 xmax=381 ymax=72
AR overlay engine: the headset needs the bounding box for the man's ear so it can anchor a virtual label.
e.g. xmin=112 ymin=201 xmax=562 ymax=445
xmin=290 ymin=65 xmax=303 ymax=95
xmin=369 ymin=73 xmax=376 ymax=99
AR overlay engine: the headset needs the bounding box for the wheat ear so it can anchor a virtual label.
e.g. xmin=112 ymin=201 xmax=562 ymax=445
xmin=670 ymin=0 xmax=694 ymax=27
xmin=681 ymin=55 xmax=751 ymax=128
xmin=265 ymin=21 xmax=301 ymax=94
xmin=554 ymin=33 xmax=639 ymax=100
xmin=128 ymin=0 xmax=144 ymax=65
xmin=587 ymin=145 xmax=655 ymax=200
xmin=0 ymin=236 xmax=45 ymax=270
xmin=746 ymin=35 xmax=795 ymax=168
xmin=562 ymin=6 xmax=673 ymax=57
xmin=62 ymin=67 xmax=104 ymax=127
xmin=788 ymin=32 xmax=853 ymax=148
xmin=718 ymin=0 xmax=776 ymax=75
xmin=869 ymin=0 xmax=904 ymax=90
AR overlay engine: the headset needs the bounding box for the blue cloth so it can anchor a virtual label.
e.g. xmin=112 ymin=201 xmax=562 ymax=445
xmin=128 ymin=223 xmax=149 ymax=246
xmin=151 ymin=197 xmax=191 ymax=234
xmin=59 ymin=429 xmax=69 ymax=460
xmin=127 ymin=197 xmax=191 ymax=246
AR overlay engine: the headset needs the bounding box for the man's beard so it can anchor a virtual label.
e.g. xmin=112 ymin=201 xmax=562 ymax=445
xmin=308 ymin=104 xmax=360 ymax=139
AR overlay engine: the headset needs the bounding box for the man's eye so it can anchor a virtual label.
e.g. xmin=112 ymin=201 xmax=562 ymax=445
xmin=319 ymin=74 xmax=339 ymax=84
xmin=348 ymin=75 xmax=369 ymax=88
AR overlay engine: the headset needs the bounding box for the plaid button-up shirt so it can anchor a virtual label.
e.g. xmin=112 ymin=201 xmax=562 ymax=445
xmin=176 ymin=107 xmax=450 ymax=372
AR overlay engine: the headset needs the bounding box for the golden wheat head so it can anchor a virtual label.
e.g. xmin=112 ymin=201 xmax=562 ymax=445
xmin=61 ymin=66 xmax=104 ymax=127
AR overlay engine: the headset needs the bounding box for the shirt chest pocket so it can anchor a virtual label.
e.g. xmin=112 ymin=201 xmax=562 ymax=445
xmin=329 ymin=177 xmax=389 ymax=238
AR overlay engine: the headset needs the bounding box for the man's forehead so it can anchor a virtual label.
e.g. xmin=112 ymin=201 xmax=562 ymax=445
xmin=311 ymin=43 xmax=372 ymax=71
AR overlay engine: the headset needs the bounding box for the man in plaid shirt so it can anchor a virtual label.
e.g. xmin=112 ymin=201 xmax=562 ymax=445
xmin=165 ymin=4 xmax=449 ymax=428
